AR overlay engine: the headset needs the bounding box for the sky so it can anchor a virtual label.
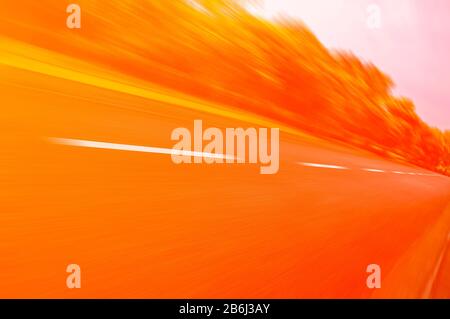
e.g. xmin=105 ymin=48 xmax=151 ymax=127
xmin=247 ymin=0 xmax=450 ymax=130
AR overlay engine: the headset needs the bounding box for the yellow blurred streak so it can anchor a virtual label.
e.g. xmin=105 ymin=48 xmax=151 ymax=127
xmin=0 ymin=36 xmax=308 ymax=139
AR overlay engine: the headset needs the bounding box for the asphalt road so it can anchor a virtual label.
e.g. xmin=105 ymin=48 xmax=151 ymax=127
xmin=1 ymin=59 xmax=450 ymax=298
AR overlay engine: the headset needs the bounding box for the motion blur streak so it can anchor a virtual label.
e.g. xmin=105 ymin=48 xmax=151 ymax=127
xmin=0 ymin=0 xmax=449 ymax=298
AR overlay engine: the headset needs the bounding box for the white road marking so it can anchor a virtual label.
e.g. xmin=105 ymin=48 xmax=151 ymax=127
xmin=298 ymin=162 xmax=348 ymax=170
xmin=363 ymin=168 xmax=385 ymax=173
xmin=298 ymin=163 xmax=440 ymax=177
xmin=49 ymin=137 xmax=235 ymax=160
xmin=50 ymin=138 xmax=444 ymax=177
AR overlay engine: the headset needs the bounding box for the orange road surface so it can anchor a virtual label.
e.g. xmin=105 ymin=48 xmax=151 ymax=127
xmin=1 ymin=55 xmax=450 ymax=298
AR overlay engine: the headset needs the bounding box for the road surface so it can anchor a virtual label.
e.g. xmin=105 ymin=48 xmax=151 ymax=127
xmin=1 ymin=43 xmax=450 ymax=298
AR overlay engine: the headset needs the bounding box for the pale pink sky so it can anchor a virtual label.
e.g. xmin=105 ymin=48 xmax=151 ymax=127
xmin=249 ymin=0 xmax=450 ymax=129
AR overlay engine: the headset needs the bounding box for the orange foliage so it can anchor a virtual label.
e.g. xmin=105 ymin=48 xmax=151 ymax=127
xmin=1 ymin=0 xmax=448 ymax=174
